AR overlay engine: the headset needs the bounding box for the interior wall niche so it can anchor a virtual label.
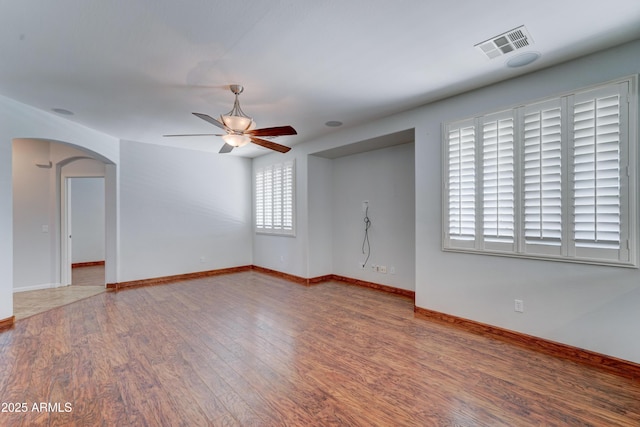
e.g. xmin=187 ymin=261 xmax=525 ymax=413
xmin=329 ymin=142 xmax=415 ymax=290
xmin=307 ymin=128 xmax=416 ymax=289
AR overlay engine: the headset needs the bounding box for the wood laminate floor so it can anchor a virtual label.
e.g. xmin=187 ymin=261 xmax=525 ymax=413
xmin=1 ymin=271 xmax=639 ymax=426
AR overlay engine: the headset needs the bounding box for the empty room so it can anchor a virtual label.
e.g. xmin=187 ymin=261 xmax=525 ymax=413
xmin=1 ymin=1 xmax=640 ymax=425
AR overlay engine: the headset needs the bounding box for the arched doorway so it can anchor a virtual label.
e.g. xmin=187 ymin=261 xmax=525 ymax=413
xmin=12 ymin=138 xmax=118 ymax=316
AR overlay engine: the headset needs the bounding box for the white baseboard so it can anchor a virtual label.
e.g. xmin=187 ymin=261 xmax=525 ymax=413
xmin=13 ymin=282 xmax=64 ymax=293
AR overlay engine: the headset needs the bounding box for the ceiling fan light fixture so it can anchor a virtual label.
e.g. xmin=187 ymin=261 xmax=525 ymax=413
xmin=221 ymin=115 xmax=254 ymax=132
xmin=222 ymin=133 xmax=250 ymax=147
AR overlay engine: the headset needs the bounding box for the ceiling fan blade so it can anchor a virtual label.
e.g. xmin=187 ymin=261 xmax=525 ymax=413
xmin=219 ymin=143 xmax=234 ymax=154
xmin=250 ymin=136 xmax=291 ymax=153
xmin=163 ymin=133 xmax=220 ymax=137
xmin=192 ymin=112 xmax=227 ymax=130
xmin=246 ymin=125 xmax=297 ymax=137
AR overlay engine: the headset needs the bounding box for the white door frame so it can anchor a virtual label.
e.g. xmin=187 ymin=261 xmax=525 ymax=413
xmin=60 ymin=177 xmax=73 ymax=286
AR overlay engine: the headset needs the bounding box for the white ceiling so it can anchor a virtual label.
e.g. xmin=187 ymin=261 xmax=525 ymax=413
xmin=1 ymin=0 xmax=639 ymax=157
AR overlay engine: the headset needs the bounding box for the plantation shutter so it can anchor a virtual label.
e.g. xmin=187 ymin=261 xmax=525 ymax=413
xmin=282 ymin=161 xmax=294 ymax=231
xmin=482 ymin=112 xmax=515 ymax=246
xmin=264 ymin=165 xmax=274 ymax=229
xmin=572 ymin=86 xmax=623 ymax=252
xmin=522 ymin=100 xmax=563 ymax=252
xmin=255 ymin=160 xmax=295 ymax=235
xmin=446 ymin=120 xmax=476 ymax=246
xmin=255 ymin=167 xmax=265 ymax=228
xmin=272 ymin=165 xmax=282 ymax=230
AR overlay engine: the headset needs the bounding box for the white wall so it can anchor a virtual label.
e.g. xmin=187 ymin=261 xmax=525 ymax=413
xmin=331 ymin=143 xmax=415 ymax=290
xmin=307 ymin=155 xmax=333 ymax=278
xmin=0 ymin=131 xmax=10 ymax=316
xmin=119 ymin=141 xmax=253 ymax=282
xmin=253 ymin=39 xmax=640 ymax=364
xmin=71 ymin=177 xmax=105 ymax=264
xmin=12 ymin=139 xmax=53 ymax=290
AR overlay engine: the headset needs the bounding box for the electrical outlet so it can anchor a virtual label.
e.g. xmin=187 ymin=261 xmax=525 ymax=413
xmin=514 ymin=299 xmax=524 ymax=313
xmin=358 ymin=262 xmax=365 ymax=269
xmin=371 ymin=264 xmax=378 ymax=272
xmin=379 ymin=265 xmax=387 ymax=274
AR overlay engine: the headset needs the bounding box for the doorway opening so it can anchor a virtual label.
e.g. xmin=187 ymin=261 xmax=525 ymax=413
xmin=64 ymin=177 xmax=106 ymax=287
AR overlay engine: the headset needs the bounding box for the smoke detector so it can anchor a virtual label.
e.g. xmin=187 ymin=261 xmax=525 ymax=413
xmin=475 ymin=26 xmax=533 ymax=59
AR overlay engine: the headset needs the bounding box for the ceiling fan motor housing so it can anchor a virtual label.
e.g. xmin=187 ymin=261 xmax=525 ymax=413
xmin=229 ymin=84 xmax=244 ymax=95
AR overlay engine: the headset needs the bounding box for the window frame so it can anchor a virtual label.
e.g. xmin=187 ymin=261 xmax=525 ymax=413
xmin=442 ymin=76 xmax=637 ymax=267
xmin=255 ymin=159 xmax=296 ymax=237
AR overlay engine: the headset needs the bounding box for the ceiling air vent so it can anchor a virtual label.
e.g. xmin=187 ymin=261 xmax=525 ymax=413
xmin=475 ymin=25 xmax=533 ymax=59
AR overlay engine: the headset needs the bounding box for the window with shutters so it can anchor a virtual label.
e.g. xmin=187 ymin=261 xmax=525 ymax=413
xmin=443 ymin=77 xmax=637 ymax=267
xmin=255 ymin=160 xmax=295 ymax=236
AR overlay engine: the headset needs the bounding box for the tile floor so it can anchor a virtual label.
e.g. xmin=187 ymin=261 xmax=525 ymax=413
xmin=13 ymin=266 xmax=106 ymax=320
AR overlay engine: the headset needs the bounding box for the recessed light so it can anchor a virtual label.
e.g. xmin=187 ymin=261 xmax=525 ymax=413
xmin=506 ymin=51 xmax=540 ymax=68
xmin=325 ymin=120 xmax=343 ymax=127
xmin=52 ymin=108 xmax=74 ymax=116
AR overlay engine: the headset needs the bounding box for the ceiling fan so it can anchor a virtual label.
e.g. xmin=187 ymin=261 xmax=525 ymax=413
xmin=164 ymin=85 xmax=296 ymax=153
